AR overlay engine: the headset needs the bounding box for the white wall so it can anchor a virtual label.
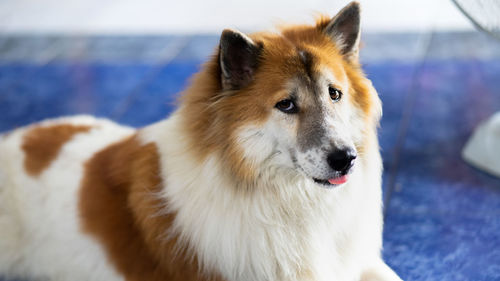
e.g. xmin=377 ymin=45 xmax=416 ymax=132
xmin=0 ymin=0 xmax=473 ymax=34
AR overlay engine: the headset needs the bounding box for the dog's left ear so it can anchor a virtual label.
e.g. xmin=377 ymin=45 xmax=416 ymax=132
xmin=219 ymin=29 xmax=262 ymax=91
xmin=319 ymin=1 xmax=361 ymax=61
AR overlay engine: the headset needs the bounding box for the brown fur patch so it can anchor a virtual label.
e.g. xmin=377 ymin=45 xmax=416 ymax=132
xmin=79 ymin=135 xmax=224 ymax=281
xmin=22 ymin=124 xmax=91 ymax=176
xmin=179 ymin=20 xmax=377 ymax=186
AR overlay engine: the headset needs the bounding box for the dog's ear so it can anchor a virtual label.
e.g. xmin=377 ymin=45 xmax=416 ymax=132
xmin=219 ymin=29 xmax=261 ymax=91
xmin=319 ymin=1 xmax=361 ymax=61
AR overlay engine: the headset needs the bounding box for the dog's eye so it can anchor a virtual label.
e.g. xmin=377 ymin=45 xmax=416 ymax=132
xmin=329 ymin=86 xmax=342 ymax=102
xmin=275 ymin=99 xmax=298 ymax=114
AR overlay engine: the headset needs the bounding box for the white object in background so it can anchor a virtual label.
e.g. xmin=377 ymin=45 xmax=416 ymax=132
xmin=462 ymin=112 xmax=500 ymax=178
xmin=0 ymin=0 xmax=472 ymax=34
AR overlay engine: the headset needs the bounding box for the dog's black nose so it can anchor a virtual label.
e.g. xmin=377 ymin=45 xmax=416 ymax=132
xmin=327 ymin=148 xmax=357 ymax=174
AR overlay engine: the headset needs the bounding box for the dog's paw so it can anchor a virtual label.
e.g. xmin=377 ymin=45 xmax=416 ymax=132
xmin=360 ymin=260 xmax=402 ymax=281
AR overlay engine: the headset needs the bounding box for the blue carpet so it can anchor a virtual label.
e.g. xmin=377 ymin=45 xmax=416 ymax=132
xmin=0 ymin=33 xmax=499 ymax=281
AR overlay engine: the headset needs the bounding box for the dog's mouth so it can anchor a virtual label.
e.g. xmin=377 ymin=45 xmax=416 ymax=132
xmin=313 ymin=175 xmax=349 ymax=188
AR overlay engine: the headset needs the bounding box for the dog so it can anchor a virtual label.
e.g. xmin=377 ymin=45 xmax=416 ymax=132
xmin=0 ymin=2 xmax=402 ymax=281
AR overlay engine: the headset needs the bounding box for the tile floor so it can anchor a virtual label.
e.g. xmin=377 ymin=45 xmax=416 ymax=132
xmin=0 ymin=31 xmax=499 ymax=281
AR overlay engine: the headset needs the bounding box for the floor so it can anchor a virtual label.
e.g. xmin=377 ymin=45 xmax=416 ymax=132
xmin=0 ymin=32 xmax=499 ymax=281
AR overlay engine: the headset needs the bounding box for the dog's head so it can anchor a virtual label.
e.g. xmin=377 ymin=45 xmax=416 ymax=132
xmin=181 ymin=2 xmax=381 ymax=189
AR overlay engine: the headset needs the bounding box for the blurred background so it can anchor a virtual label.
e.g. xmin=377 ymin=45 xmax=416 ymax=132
xmin=1 ymin=0 xmax=499 ymax=280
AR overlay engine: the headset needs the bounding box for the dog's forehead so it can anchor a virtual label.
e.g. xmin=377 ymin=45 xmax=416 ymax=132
xmin=293 ymin=49 xmax=348 ymax=91
xmin=297 ymin=49 xmax=314 ymax=79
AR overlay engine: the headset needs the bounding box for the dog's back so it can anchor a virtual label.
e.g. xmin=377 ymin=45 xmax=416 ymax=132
xmin=0 ymin=116 xmax=134 ymax=281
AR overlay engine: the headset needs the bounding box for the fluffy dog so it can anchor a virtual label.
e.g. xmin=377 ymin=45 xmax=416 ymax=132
xmin=0 ymin=2 xmax=402 ymax=281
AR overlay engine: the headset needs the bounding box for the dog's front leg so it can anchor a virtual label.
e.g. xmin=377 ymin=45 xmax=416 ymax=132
xmin=360 ymin=259 xmax=402 ymax=281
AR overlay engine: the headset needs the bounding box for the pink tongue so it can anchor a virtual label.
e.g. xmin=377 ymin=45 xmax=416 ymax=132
xmin=328 ymin=175 xmax=349 ymax=185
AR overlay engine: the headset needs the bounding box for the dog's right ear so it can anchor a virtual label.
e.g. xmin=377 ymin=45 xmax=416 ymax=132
xmin=320 ymin=1 xmax=361 ymax=62
xmin=219 ymin=29 xmax=261 ymax=91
